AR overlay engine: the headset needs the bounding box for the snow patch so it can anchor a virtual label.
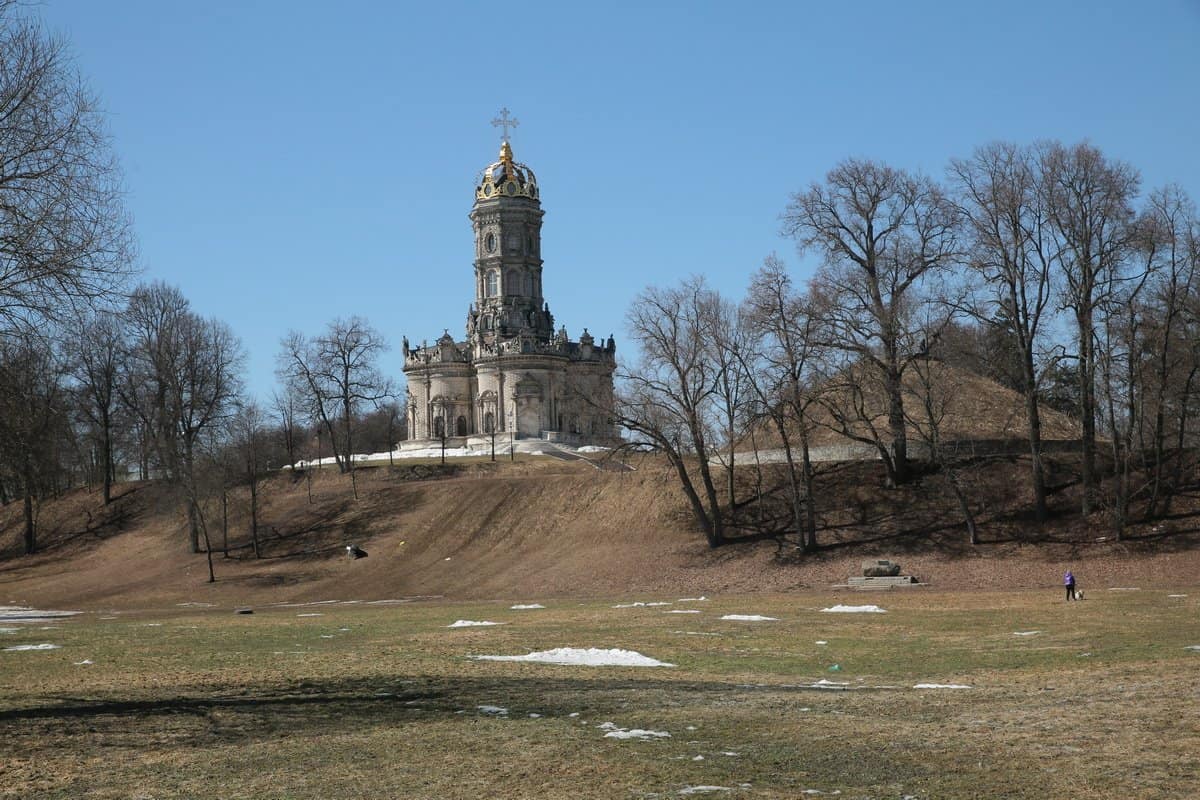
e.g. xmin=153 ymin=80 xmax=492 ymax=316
xmin=612 ymin=601 xmax=672 ymax=608
xmin=477 ymin=705 xmax=508 ymax=715
xmin=821 ymin=605 xmax=886 ymax=614
xmin=74 ymin=659 xmax=94 ymax=665
xmin=721 ymin=614 xmax=777 ymax=621
xmin=576 ymin=445 xmax=610 ymax=453
xmin=815 ymin=640 xmax=828 ymax=645
xmin=448 ymin=620 xmax=504 ymax=627
xmin=1185 ymin=645 xmax=1200 ymax=652
xmin=1107 ymin=587 xmax=1141 ymax=591
xmin=297 ymin=613 xmax=324 ymax=617
xmin=666 ymin=609 xmax=702 ymax=614
xmin=510 ymin=604 xmax=545 ymax=609
xmin=4 ymin=643 xmax=60 ymax=651
xmin=913 ymin=683 xmax=971 ymax=689
xmin=1012 ymin=631 xmax=1041 ymax=636
xmin=677 ymin=596 xmax=709 ymax=602
xmin=678 ymin=787 xmax=731 ymax=795
xmin=599 ymin=721 xmax=670 ymax=740
xmin=1168 ymin=594 xmax=1188 ymax=598
xmin=473 ymin=647 xmax=674 ymax=667
xmin=0 ymin=606 xmax=80 ymax=624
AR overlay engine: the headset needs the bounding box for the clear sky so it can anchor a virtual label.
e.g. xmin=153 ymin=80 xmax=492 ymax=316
xmin=35 ymin=0 xmax=1200 ymax=401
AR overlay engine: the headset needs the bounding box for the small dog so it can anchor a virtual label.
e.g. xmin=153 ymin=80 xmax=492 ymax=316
xmin=1075 ymin=589 xmax=1084 ymax=601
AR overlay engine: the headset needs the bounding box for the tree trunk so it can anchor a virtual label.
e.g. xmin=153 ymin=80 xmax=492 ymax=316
xmin=946 ymin=467 xmax=978 ymax=545
xmin=23 ymin=490 xmax=35 ymax=555
xmin=1079 ymin=316 xmax=1096 ymax=515
xmin=222 ymin=489 xmax=229 ymax=557
xmin=770 ymin=413 xmax=805 ymax=546
xmin=1022 ymin=347 xmax=1048 ymax=522
xmin=1164 ymin=364 xmax=1198 ymax=515
xmin=250 ymin=477 xmax=261 ymax=558
xmin=800 ymin=431 xmax=818 ymax=550
xmin=668 ymin=450 xmax=720 ymax=548
xmin=101 ymin=407 xmax=113 ymax=505
xmin=886 ymin=362 xmax=908 ymax=485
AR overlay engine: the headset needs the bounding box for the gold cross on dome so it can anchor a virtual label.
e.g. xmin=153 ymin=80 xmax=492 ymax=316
xmin=491 ymin=107 xmax=519 ymax=143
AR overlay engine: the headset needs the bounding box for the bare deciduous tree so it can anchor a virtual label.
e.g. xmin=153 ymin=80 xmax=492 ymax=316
xmin=950 ymin=142 xmax=1060 ymax=521
xmin=784 ymin=159 xmax=961 ymax=487
xmin=121 ymin=282 xmax=244 ymax=552
xmin=742 ymin=255 xmax=821 ymax=549
xmin=615 ymin=277 xmax=726 ymax=548
xmin=1042 ymin=142 xmax=1140 ymax=515
xmin=0 ymin=3 xmax=133 ymax=332
xmin=277 ymin=317 xmax=393 ymax=498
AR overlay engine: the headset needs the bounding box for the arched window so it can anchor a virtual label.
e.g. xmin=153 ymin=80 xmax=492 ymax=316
xmin=483 ymin=411 xmax=495 ymax=434
xmin=433 ymin=416 xmax=445 ymax=438
xmin=456 ymin=415 xmax=468 ymax=436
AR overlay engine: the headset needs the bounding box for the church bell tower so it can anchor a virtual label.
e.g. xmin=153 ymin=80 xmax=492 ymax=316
xmin=467 ymin=111 xmax=553 ymax=347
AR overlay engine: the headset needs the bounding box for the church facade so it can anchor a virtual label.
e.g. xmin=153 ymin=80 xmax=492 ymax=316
xmin=402 ymin=138 xmax=617 ymax=445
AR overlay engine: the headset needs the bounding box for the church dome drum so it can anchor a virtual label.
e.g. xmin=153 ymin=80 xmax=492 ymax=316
xmin=476 ymin=141 xmax=539 ymax=201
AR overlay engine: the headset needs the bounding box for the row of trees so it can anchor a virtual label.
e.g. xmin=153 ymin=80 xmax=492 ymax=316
xmin=619 ymin=141 xmax=1199 ymax=547
xmin=1 ymin=4 xmax=408 ymax=564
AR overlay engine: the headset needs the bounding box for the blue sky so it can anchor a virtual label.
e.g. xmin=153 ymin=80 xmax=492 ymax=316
xmin=36 ymin=0 xmax=1200 ymax=401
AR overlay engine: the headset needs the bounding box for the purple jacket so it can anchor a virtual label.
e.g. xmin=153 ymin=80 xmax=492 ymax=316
xmin=1064 ymin=571 xmax=1075 ymax=586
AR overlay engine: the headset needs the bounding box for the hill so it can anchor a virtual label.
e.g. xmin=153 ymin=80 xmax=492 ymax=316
xmin=2 ymin=453 xmax=1198 ymax=610
xmin=746 ymin=359 xmax=1081 ymax=454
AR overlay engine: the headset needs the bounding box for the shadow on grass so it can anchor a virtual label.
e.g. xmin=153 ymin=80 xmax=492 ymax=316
xmin=0 ymin=674 xmax=882 ymax=738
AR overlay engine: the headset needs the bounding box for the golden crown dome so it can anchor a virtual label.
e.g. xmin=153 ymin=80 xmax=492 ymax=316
xmin=476 ymin=141 xmax=539 ymax=201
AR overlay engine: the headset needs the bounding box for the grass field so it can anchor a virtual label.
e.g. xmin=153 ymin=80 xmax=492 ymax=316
xmin=2 ymin=589 xmax=1198 ymax=799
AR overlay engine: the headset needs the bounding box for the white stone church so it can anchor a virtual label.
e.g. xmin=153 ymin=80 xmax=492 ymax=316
xmin=401 ymin=132 xmax=617 ymax=447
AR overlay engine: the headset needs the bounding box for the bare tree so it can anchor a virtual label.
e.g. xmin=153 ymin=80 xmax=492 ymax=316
xmin=0 ymin=331 xmax=70 ymax=553
xmin=0 ymin=3 xmax=133 ymax=332
xmin=615 ymin=277 xmax=726 ymax=547
xmin=784 ymin=159 xmax=961 ymax=486
xmin=276 ymin=317 xmax=393 ymax=498
xmin=1041 ymin=141 xmax=1140 ymax=515
xmin=1137 ymin=186 xmax=1199 ymax=517
xmin=230 ymin=401 xmax=269 ymax=558
xmin=271 ymin=387 xmax=303 ymax=469
xmin=69 ymin=310 xmax=124 ymax=503
xmin=741 ymin=255 xmax=821 ymax=549
xmin=950 ymin=142 xmax=1060 ymax=521
xmin=120 ymin=282 xmax=244 ymax=552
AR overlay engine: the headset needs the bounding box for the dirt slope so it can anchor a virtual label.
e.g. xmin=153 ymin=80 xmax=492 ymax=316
xmin=1 ymin=457 xmax=1198 ymax=610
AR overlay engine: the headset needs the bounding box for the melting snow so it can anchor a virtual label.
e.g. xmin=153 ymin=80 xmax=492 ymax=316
xmin=667 ymin=609 xmax=702 ymax=614
xmin=448 ymin=620 xmax=504 ymax=627
xmin=599 ymin=721 xmax=670 ymax=740
xmin=1185 ymin=645 xmax=1200 ymax=651
xmin=477 ymin=705 xmax=508 ymax=715
xmin=297 ymin=613 xmax=324 ymax=617
xmin=1013 ymin=631 xmax=1041 ymax=636
xmin=1168 ymin=594 xmax=1188 ymax=598
xmin=510 ymin=604 xmax=545 ymax=609
xmin=815 ymin=640 xmax=828 ymax=645
xmin=613 ymin=601 xmax=672 ymax=608
xmin=721 ymin=614 xmax=777 ymax=621
xmin=0 ymin=606 xmax=80 ymax=624
xmin=1107 ymin=587 xmax=1141 ymax=591
xmin=678 ymin=596 xmax=709 ymax=602
xmin=0 ymin=628 xmax=17 ymax=634
xmin=678 ymin=787 xmax=730 ymax=795
xmin=4 ymin=643 xmax=60 ymax=651
xmin=577 ymin=445 xmax=610 ymax=453
xmin=473 ymin=647 xmax=674 ymax=667
xmin=913 ymin=683 xmax=971 ymax=689
xmin=74 ymin=659 xmax=94 ymax=665
xmin=821 ymin=605 xmax=886 ymax=613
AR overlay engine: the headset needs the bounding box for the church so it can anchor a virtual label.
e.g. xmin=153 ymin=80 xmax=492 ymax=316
xmin=402 ymin=120 xmax=617 ymax=447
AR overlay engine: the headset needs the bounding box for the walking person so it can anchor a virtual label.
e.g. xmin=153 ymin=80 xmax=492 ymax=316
xmin=1064 ymin=570 xmax=1077 ymax=601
